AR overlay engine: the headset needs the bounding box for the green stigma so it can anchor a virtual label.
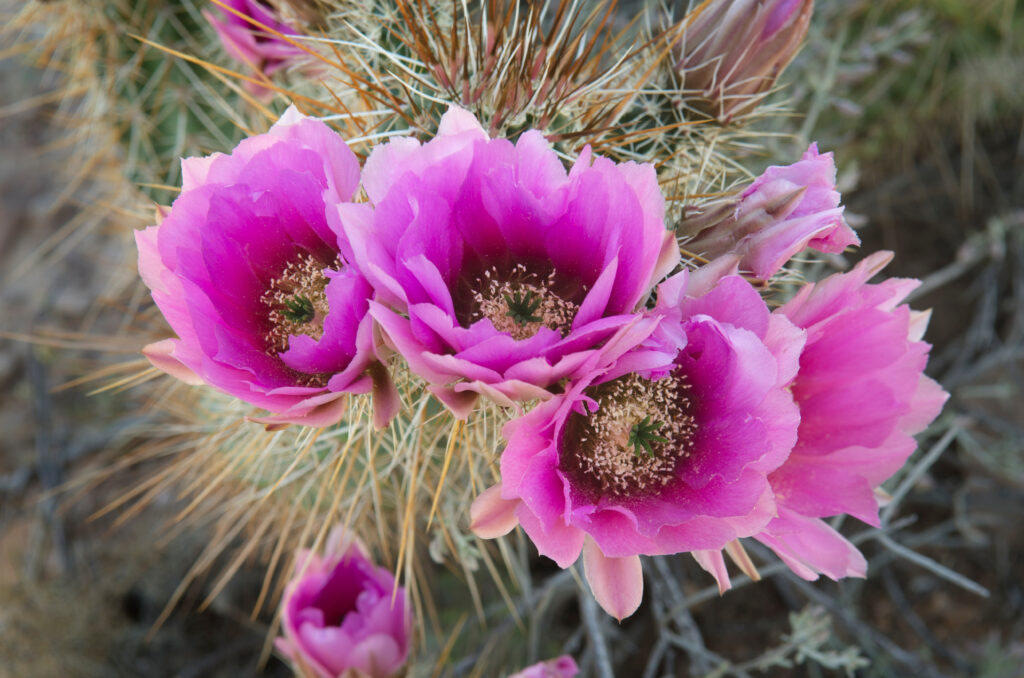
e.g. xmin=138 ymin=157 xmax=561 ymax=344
xmin=628 ymin=416 xmax=669 ymax=457
xmin=504 ymin=290 xmax=543 ymax=326
xmin=281 ymin=295 xmax=316 ymax=324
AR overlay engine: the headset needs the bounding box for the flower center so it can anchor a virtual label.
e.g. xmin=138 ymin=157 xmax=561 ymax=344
xmin=469 ymin=264 xmax=580 ymax=340
xmin=561 ymin=372 xmax=696 ymax=499
xmin=261 ymin=253 xmax=335 ymax=356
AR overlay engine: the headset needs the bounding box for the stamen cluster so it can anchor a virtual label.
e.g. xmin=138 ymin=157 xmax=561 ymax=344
xmin=564 ymin=373 xmax=695 ymax=497
xmin=262 ymin=254 xmax=337 ymax=354
xmin=470 ymin=264 xmax=580 ymax=340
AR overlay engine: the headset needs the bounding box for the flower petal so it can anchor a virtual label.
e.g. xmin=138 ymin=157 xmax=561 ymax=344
xmin=755 ymin=509 xmax=868 ymax=581
xmin=142 ymin=339 xmax=204 ymax=386
xmin=470 ymin=485 xmax=521 ymax=538
xmin=692 ymin=550 xmax=732 ymax=594
xmin=249 ymin=393 xmax=349 ymax=428
xmin=582 ymin=538 xmax=643 ymax=620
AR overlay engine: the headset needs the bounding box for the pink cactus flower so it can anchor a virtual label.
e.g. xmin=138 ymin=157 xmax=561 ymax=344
xmin=471 ymin=269 xmax=804 ymax=619
xmin=695 ymin=252 xmax=948 ymax=589
xmin=338 ymin=106 xmax=679 ymax=417
xmin=136 ymin=107 xmax=397 ymax=428
xmin=204 ymin=0 xmax=306 ymax=94
xmin=683 ymin=143 xmax=859 ymax=280
xmin=507 ymin=655 xmax=579 ymax=678
xmin=277 ymin=530 xmax=412 ymax=678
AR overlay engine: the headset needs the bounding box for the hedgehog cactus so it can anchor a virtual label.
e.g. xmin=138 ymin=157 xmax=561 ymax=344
xmin=7 ymin=0 xmax=950 ymax=674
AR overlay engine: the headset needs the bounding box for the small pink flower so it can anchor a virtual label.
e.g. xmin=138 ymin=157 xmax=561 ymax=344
xmin=507 ymin=656 xmax=579 ymax=678
xmin=276 ymin=530 xmax=412 ymax=678
xmin=204 ymin=0 xmax=307 ymax=95
xmin=471 ymin=270 xmax=804 ymax=619
xmin=684 ymin=144 xmax=859 ymax=280
xmin=339 ymin=106 xmax=679 ymax=417
xmin=137 ymin=107 xmax=398 ymax=428
xmin=696 ymin=252 xmax=948 ymax=588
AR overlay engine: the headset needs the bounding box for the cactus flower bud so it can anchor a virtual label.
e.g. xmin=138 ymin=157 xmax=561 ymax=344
xmin=676 ymin=0 xmax=814 ymax=122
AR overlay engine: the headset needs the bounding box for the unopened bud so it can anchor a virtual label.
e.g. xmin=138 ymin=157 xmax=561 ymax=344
xmin=681 ymin=143 xmax=858 ymax=279
xmin=676 ymin=0 xmax=814 ymax=123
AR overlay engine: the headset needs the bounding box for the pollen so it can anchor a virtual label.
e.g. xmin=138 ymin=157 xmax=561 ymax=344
xmin=471 ymin=264 xmax=580 ymax=340
xmin=561 ymin=372 xmax=697 ymax=498
xmin=261 ymin=253 xmax=336 ymax=356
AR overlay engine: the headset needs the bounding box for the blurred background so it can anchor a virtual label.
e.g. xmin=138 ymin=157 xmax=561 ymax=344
xmin=1 ymin=0 xmax=1022 ymax=676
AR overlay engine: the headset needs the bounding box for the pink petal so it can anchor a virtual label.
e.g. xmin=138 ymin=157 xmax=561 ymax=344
xmin=368 ymin=362 xmax=401 ymax=429
xmin=908 ymin=309 xmax=932 ymax=342
xmin=900 ymin=375 xmax=948 ymax=435
xmin=516 ymin=502 xmax=585 ymax=569
xmin=269 ymin=106 xmax=362 ymax=201
xmin=142 ymin=339 xmax=204 ymax=386
xmin=470 ymin=485 xmax=521 ymax=538
xmin=180 ymin=153 xmax=220 ymax=193
xmin=249 ymin=393 xmax=349 ymax=428
xmin=274 ymin=638 xmax=334 ymax=678
xmin=427 ymin=384 xmax=480 ymax=419
xmin=755 ymin=509 xmax=868 ymax=581
xmin=762 ymin=314 xmax=806 ymax=387
xmin=654 ymin=270 xmax=689 ymax=310
xmin=692 ymin=550 xmax=732 ymax=594
xmin=582 ymin=538 xmax=643 ymax=620
xmin=460 ymin=379 xmax=551 ymax=407
xmin=346 ymin=635 xmax=403 ymax=676
xmin=689 ymin=254 xmax=741 ymax=294
xmin=724 ymin=540 xmax=761 ymax=582
xmin=438 ymin=105 xmax=489 ymax=138
xmin=361 ymin=137 xmax=422 ymax=205
xmin=572 ymin=255 xmax=619 ymax=328
xmin=651 ymin=227 xmax=682 ymax=289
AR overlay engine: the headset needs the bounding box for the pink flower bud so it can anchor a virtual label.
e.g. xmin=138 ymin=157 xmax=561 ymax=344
xmin=677 ymin=0 xmax=813 ymax=122
xmin=203 ymin=0 xmax=307 ymax=96
xmin=276 ymin=531 xmax=412 ymax=678
xmin=682 ymin=143 xmax=859 ymax=280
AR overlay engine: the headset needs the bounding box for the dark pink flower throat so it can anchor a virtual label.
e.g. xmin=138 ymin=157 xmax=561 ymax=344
xmin=260 ymin=253 xmax=341 ymax=387
xmin=459 ymin=262 xmax=583 ymax=340
xmin=561 ymin=372 xmax=697 ymax=499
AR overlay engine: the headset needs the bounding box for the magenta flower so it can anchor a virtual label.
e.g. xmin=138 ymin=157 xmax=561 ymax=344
xmin=684 ymin=144 xmax=860 ymax=280
xmin=137 ymin=107 xmax=397 ymax=428
xmin=507 ymin=656 xmax=579 ymax=678
xmin=204 ymin=0 xmax=306 ymax=95
xmin=339 ymin=106 xmax=679 ymax=417
xmin=471 ymin=269 xmax=804 ymax=618
xmin=695 ymin=252 xmax=948 ymax=588
xmin=276 ymin=530 xmax=411 ymax=678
